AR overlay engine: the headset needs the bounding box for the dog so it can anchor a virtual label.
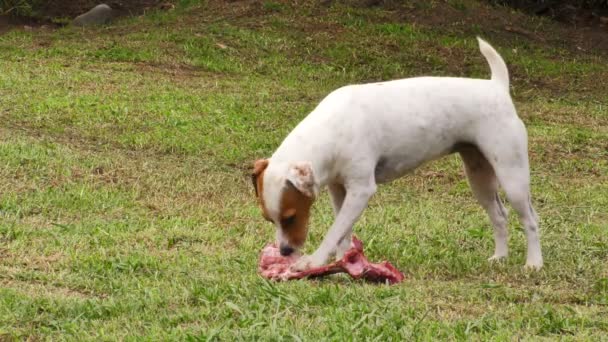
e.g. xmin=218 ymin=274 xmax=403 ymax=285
xmin=252 ymin=38 xmax=543 ymax=272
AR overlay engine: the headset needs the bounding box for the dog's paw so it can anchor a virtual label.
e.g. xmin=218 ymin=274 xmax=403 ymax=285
xmin=290 ymin=255 xmax=314 ymax=272
xmin=290 ymin=254 xmax=323 ymax=272
xmin=334 ymin=245 xmax=349 ymax=261
xmin=524 ymin=261 xmax=543 ymax=271
xmin=524 ymin=254 xmax=543 ymax=271
xmin=487 ymin=254 xmax=507 ymax=263
xmin=334 ymin=251 xmax=345 ymax=262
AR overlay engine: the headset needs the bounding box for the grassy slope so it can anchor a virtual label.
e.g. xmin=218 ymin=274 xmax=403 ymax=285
xmin=0 ymin=0 xmax=607 ymax=339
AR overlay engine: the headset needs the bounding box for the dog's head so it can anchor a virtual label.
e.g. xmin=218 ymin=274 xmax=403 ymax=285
xmin=251 ymin=159 xmax=318 ymax=256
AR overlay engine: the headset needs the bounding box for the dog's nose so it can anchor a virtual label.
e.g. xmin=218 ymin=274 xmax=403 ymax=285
xmin=279 ymin=244 xmax=295 ymax=256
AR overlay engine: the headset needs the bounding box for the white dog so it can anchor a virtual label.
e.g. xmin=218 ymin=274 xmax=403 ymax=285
xmin=252 ymin=38 xmax=543 ymax=272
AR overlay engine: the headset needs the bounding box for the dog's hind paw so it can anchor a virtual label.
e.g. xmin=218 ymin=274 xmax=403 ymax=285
xmin=487 ymin=254 xmax=507 ymax=263
xmin=524 ymin=262 xmax=543 ymax=271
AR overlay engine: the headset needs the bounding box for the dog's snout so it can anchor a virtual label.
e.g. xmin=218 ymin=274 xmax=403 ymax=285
xmin=279 ymin=244 xmax=295 ymax=256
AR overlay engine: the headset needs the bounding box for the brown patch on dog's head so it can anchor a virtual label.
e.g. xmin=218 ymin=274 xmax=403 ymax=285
xmin=251 ymin=159 xmax=270 ymax=221
xmin=278 ymin=180 xmax=313 ymax=248
xmin=251 ymin=159 xmax=315 ymax=252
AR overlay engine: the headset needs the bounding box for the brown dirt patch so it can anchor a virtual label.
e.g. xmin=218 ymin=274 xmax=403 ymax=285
xmin=369 ymin=0 xmax=608 ymax=54
xmin=0 ymin=13 xmax=51 ymax=34
xmin=0 ymin=0 xmax=172 ymax=34
xmin=34 ymin=0 xmax=170 ymax=19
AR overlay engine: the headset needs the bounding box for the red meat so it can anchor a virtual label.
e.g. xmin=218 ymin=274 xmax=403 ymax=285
xmin=258 ymin=236 xmax=404 ymax=284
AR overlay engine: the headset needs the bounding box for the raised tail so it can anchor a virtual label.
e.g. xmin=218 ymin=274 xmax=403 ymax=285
xmin=477 ymin=37 xmax=509 ymax=92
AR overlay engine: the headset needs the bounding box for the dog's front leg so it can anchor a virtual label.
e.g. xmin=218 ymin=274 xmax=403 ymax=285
xmin=291 ymin=183 xmax=376 ymax=272
xmin=328 ymin=183 xmax=351 ymax=260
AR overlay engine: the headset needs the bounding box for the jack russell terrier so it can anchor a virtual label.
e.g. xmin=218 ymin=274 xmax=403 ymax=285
xmin=252 ymin=38 xmax=543 ymax=272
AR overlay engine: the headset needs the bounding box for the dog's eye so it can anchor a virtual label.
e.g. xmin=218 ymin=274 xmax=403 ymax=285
xmin=281 ymin=215 xmax=296 ymax=227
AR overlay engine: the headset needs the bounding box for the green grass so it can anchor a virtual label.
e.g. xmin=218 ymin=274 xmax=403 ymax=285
xmin=1 ymin=0 xmax=607 ymax=339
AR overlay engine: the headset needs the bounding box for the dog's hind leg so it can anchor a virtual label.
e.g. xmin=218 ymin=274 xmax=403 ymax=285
xmin=459 ymin=145 xmax=509 ymax=262
xmin=494 ymin=166 xmax=542 ymax=270
xmin=478 ymin=121 xmax=543 ymax=270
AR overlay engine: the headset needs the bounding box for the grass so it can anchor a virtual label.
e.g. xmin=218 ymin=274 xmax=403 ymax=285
xmin=0 ymin=0 xmax=607 ymax=339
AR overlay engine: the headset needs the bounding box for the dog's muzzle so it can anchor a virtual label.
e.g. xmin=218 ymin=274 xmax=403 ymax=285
xmin=279 ymin=244 xmax=295 ymax=256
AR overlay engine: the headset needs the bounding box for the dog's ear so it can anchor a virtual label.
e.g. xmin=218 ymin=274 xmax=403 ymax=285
xmin=286 ymin=161 xmax=318 ymax=198
xmin=251 ymin=159 xmax=269 ymax=196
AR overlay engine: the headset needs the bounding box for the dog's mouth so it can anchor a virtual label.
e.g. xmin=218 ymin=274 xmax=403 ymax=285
xmin=278 ymin=234 xmax=305 ymax=255
xmin=279 ymin=243 xmax=297 ymax=256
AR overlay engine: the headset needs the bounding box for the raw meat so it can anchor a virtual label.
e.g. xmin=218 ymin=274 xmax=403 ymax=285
xmin=258 ymin=236 xmax=404 ymax=284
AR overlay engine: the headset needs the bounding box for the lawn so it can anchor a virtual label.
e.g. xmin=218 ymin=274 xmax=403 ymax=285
xmin=0 ymin=0 xmax=607 ymax=340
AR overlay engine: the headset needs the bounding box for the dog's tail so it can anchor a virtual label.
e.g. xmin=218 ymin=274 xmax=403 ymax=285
xmin=477 ymin=37 xmax=509 ymax=92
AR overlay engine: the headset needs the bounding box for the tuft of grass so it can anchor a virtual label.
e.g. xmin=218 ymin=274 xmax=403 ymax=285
xmin=263 ymin=1 xmax=285 ymax=12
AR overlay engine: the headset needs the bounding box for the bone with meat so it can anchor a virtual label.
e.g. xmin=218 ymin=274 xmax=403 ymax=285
xmin=258 ymin=236 xmax=404 ymax=284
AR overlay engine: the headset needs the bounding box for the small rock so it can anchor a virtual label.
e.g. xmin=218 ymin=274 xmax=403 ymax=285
xmin=23 ymin=25 xmax=33 ymax=31
xmin=73 ymin=4 xmax=113 ymax=27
